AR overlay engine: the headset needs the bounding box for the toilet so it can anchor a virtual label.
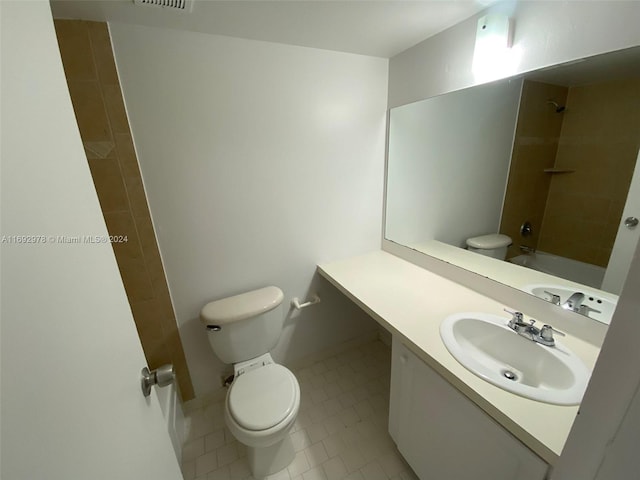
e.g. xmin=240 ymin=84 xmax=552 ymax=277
xmin=200 ymin=286 xmax=300 ymax=478
xmin=465 ymin=233 xmax=512 ymax=260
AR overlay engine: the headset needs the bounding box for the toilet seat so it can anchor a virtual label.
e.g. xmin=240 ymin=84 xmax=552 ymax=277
xmin=228 ymin=364 xmax=298 ymax=431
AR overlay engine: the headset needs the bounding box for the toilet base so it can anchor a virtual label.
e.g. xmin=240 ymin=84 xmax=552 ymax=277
xmin=247 ymin=433 xmax=295 ymax=479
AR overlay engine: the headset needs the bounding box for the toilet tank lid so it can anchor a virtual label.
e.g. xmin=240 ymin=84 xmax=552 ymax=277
xmin=466 ymin=233 xmax=512 ymax=249
xmin=200 ymin=286 xmax=284 ymax=326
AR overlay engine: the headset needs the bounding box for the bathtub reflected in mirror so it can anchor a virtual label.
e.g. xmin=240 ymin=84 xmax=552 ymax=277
xmin=384 ymin=46 xmax=640 ymax=325
xmin=509 ymin=251 xmax=604 ymax=290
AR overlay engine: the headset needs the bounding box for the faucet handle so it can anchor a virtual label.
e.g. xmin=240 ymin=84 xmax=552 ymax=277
xmin=578 ymin=304 xmax=602 ymax=317
xmin=543 ymin=290 xmax=561 ymax=306
xmin=540 ymin=324 xmax=566 ymax=345
xmin=504 ymin=308 xmax=524 ymax=325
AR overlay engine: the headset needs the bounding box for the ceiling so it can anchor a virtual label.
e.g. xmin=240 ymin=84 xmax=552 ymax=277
xmin=50 ymin=0 xmax=495 ymax=58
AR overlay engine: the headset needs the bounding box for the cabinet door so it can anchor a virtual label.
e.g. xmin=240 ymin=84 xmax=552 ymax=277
xmin=389 ymin=334 xmax=410 ymax=443
xmin=391 ymin=338 xmax=548 ymax=480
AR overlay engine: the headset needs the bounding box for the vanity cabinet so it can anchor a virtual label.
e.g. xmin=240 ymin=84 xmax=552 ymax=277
xmin=389 ymin=337 xmax=549 ymax=480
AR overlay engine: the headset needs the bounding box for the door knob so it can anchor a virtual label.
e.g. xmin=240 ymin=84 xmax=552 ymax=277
xmin=624 ymin=217 xmax=639 ymax=228
xmin=141 ymin=364 xmax=174 ymax=397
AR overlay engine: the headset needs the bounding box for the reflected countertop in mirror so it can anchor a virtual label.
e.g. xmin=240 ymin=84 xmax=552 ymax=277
xmin=406 ymin=239 xmax=619 ymax=324
xmin=385 ymin=46 xmax=640 ymax=325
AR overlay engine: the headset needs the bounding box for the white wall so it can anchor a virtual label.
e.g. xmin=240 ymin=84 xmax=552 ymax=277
xmin=385 ymin=77 xmax=522 ymax=247
xmin=109 ymin=23 xmax=389 ymax=396
xmin=602 ymin=149 xmax=640 ymax=293
xmin=389 ymin=0 xmax=640 ymax=107
xmin=1 ymin=2 xmax=182 ymax=479
xmin=552 ymin=239 xmax=640 ymax=479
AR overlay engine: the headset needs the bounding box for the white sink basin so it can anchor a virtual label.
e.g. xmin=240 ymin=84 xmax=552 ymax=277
xmin=523 ymin=284 xmax=617 ymax=325
xmin=440 ymin=312 xmax=591 ymax=405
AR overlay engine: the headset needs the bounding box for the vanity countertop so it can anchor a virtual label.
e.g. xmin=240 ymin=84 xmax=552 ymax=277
xmin=317 ymin=250 xmax=603 ymax=465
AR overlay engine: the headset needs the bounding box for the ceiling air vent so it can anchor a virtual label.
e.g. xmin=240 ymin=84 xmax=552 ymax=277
xmin=133 ymin=0 xmax=193 ymax=12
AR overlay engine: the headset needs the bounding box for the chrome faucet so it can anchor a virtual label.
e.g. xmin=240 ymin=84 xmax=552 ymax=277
xmin=560 ymin=291 xmax=602 ymax=318
xmin=505 ymin=309 xmax=538 ymax=339
xmin=544 ymin=290 xmax=561 ymax=306
xmin=504 ymin=309 xmax=565 ymax=347
xmin=562 ymin=292 xmax=585 ymax=312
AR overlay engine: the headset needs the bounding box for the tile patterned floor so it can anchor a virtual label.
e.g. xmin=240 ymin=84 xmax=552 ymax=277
xmin=180 ymin=340 xmax=419 ymax=480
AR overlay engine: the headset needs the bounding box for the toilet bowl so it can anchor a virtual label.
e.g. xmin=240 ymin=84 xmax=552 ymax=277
xmin=200 ymin=286 xmax=300 ymax=478
xmin=224 ymin=355 xmax=300 ymax=476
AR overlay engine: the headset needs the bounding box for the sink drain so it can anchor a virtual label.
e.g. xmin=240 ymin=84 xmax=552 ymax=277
xmin=502 ymin=370 xmax=518 ymax=381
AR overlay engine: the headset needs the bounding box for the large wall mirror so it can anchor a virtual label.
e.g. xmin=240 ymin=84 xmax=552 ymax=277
xmin=385 ymin=46 xmax=640 ymax=325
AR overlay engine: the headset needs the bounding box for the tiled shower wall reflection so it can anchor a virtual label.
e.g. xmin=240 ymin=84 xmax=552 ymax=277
xmin=54 ymin=20 xmax=194 ymax=400
xmin=500 ymin=80 xmax=568 ymax=260
xmin=538 ymin=77 xmax=640 ymax=266
xmin=501 ymin=78 xmax=639 ymax=267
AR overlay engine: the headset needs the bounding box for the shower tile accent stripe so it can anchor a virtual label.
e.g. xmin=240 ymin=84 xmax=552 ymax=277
xmin=54 ymin=19 xmax=195 ymax=401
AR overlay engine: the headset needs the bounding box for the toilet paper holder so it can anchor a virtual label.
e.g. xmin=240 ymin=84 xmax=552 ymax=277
xmin=291 ymin=294 xmax=321 ymax=310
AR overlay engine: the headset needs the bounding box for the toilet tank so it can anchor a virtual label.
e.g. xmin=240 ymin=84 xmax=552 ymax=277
xmin=466 ymin=233 xmax=512 ymax=260
xmin=200 ymin=286 xmax=285 ymax=364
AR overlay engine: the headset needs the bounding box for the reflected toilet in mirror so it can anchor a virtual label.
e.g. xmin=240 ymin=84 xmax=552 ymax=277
xmin=466 ymin=233 xmax=512 ymax=260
